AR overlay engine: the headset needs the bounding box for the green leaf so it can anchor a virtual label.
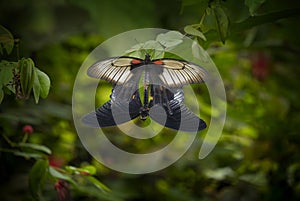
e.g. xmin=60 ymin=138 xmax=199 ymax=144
xmin=0 ymin=60 xmax=16 ymax=87
xmin=32 ymin=68 xmax=50 ymax=103
xmin=0 ymin=61 xmax=17 ymax=94
xmin=213 ymin=6 xmax=229 ymax=44
xmin=18 ymin=142 xmax=52 ymax=155
xmin=13 ymin=150 xmax=44 ymax=159
xmin=143 ymin=40 xmax=164 ymax=50
xmin=184 ymin=25 xmax=207 ymax=41
xmin=81 ymin=165 xmax=97 ymax=175
xmin=203 ymin=8 xmax=300 ymax=43
xmin=65 ymin=165 xmax=96 ymax=175
xmin=19 ymin=58 xmax=35 ymax=98
xmin=65 ymin=165 xmax=79 ymax=174
xmin=36 ymin=68 xmax=50 ymax=98
xmin=126 ymin=43 xmax=144 ymax=52
xmin=231 ymin=9 xmax=300 ymax=33
xmin=245 ymin=0 xmax=266 ymax=16
xmin=0 ymin=25 xmax=14 ymax=55
xmin=200 ymin=8 xmax=217 ymax=33
xmin=49 ymin=166 xmax=77 ymax=186
xmin=49 ymin=167 xmax=71 ymax=180
xmin=143 ymin=40 xmax=165 ymax=58
xmin=126 ymin=40 xmax=165 ymax=59
xmin=86 ymin=175 xmax=111 ymax=192
xmin=32 ymin=68 xmax=40 ymax=103
xmin=156 ymin=31 xmax=184 ymax=48
xmin=29 ymin=160 xmax=48 ymax=201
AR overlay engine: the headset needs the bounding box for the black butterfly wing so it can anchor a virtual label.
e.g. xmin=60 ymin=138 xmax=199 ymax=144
xmin=84 ymin=55 xmax=208 ymax=131
xmin=149 ymin=99 xmax=207 ymax=132
xmin=81 ymin=101 xmax=114 ymax=128
xmin=83 ymin=56 xmax=144 ymax=128
xmin=82 ymin=91 xmax=142 ymax=128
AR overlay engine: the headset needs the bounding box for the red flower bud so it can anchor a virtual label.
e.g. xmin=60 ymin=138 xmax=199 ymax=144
xmin=22 ymin=125 xmax=33 ymax=134
xmin=55 ymin=180 xmax=72 ymax=201
xmin=49 ymin=156 xmax=65 ymax=168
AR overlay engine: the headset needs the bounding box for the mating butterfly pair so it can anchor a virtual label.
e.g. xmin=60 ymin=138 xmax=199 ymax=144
xmin=82 ymin=54 xmax=208 ymax=132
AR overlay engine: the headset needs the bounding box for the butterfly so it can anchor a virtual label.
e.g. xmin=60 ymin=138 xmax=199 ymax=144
xmin=82 ymin=54 xmax=208 ymax=132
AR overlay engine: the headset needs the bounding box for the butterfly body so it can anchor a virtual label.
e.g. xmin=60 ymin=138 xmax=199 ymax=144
xmin=83 ymin=54 xmax=208 ymax=132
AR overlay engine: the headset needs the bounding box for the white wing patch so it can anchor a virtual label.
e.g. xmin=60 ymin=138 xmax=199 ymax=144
xmin=87 ymin=57 xmax=208 ymax=87
xmin=159 ymin=59 xmax=208 ymax=87
xmin=87 ymin=57 xmax=135 ymax=84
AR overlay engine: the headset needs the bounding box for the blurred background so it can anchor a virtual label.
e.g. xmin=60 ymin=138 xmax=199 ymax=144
xmin=0 ymin=0 xmax=300 ymax=201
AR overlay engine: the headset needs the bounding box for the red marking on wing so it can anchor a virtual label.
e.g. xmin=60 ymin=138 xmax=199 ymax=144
xmin=153 ymin=60 xmax=164 ymax=65
xmin=131 ymin=59 xmax=142 ymax=65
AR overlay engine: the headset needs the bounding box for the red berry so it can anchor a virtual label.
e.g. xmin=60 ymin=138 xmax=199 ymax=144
xmin=22 ymin=125 xmax=33 ymax=134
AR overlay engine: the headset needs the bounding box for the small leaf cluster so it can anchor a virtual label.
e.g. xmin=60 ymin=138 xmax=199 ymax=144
xmin=183 ymin=0 xmax=299 ymax=45
xmin=125 ymin=31 xmax=184 ymax=59
xmin=0 ymin=25 xmax=50 ymax=104
xmin=184 ymin=0 xmax=230 ymax=44
xmin=29 ymin=160 xmax=111 ymax=201
xmin=1 ymin=125 xmax=112 ymax=201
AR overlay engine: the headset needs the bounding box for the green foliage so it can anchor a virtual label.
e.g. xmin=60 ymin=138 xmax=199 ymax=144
xmin=33 ymin=68 xmax=51 ymax=103
xmin=18 ymin=57 xmax=51 ymax=103
xmin=245 ymin=0 xmax=266 ymax=15
xmin=49 ymin=166 xmax=76 ymax=185
xmin=19 ymin=58 xmax=35 ymax=99
xmin=184 ymin=25 xmax=207 ymax=41
xmin=0 ymin=60 xmax=16 ymax=102
xmin=212 ymin=5 xmax=229 ymax=43
xmin=29 ymin=160 xmax=48 ymax=200
xmin=183 ymin=0 xmax=300 ymax=46
xmin=0 ymin=25 xmax=14 ymax=55
xmin=48 ymin=165 xmax=113 ymax=200
xmin=0 ymin=61 xmax=15 ymax=88
xmin=18 ymin=142 xmax=52 ymax=155
xmin=126 ymin=31 xmax=185 ymax=59
xmin=65 ymin=165 xmax=96 ymax=176
xmin=0 ymin=27 xmax=51 ymax=103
